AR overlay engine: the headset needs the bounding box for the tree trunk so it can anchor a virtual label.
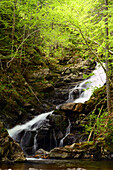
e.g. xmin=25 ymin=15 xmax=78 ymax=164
xmin=11 ymin=0 xmax=17 ymax=54
xmin=105 ymin=0 xmax=111 ymax=113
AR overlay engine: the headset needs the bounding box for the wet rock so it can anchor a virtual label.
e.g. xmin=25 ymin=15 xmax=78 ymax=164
xmin=49 ymin=140 xmax=102 ymax=159
xmin=49 ymin=147 xmax=75 ymax=159
xmin=65 ymin=69 xmax=71 ymax=75
xmin=60 ymin=103 xmax=75 ymax=111
xmin=34 ymin=148 xmax=49 ymax=159
xmin=63 ymin=76 xmax=72 ymax=82
xmin=0 ymin=122 xmax=26 ymax=162
xmin=10 ymin=113 xmax=70 ymax=156
xmin=49 ymin=114 xmax=69 ymax=144
xmin=73 ymin=103 xmax=84 ymax=112
xmin=60 ymin=103 xmax=84 ymax=113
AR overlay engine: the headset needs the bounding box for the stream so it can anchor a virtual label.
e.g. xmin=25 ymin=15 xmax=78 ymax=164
xmin=4 ymin=63 xmax=112 ymax=170
xmin=1 ymin=159 xmax=113 ymax=170
xmin=8 ymin=63 xmax=106 ymax=154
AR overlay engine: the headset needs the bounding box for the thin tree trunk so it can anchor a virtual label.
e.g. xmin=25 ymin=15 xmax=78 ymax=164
xmin=11 ymin=0 xmax=17 ymax=54
xmin=104 ymin=0 xmax=111 ymax=114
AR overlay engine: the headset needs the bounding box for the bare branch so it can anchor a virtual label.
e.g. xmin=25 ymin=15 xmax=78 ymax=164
xmin=74 ymin=25 xmax=113 ymax=87
xmin=25 ymin=81 xmax=41 ymax=104
xmin=87 ymin=105 xmax=104 ymax=142
xmin=7 ymin=29 xmax=39 ymax=68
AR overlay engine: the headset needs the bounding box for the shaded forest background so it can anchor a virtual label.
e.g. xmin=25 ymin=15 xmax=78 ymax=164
xmin=0 ymin=0 xmax=113 ymax=128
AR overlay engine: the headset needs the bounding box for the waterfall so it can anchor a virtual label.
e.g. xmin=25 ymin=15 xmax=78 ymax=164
xmin=67 ymin=63 xmax=106 ymax=103
xmin=8 ymin=63 xmax=106 ymax=155
xmin=33 ymin=133 xmax=38 ymax=154
xmin=8 ymin=111 xmax=53 ymax=155
xmin=59 ymin=120 xmax=71 ymax=147
xmin=8 ymin=111 xmax=53 ymax=138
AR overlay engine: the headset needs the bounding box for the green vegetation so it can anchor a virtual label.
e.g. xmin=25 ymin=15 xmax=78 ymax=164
xmin=0 ymin=0 xmax=113 ymax=139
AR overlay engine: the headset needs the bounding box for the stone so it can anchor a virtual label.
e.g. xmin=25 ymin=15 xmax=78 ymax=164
xmin=0 ymin=122 xmax=26 ymax=162
xmin=74 ymin=153 xmax=82 ymax=158
xmin=34 ymin=149 xmax=49 ymax=159
xmin=73 ymin=103 xmax=84 ymax=112
xmin=49 ymin=139 xmax=113 ymax=160
xmin=60 ymin=103 xmax=75 ymax=111
xmin=70 ymin=67 xmax=77 ymax=74
xmin=49 ymin=147 xmax=74 ymax=159
xmin=60 ymin=103 xmax=84 ymax=113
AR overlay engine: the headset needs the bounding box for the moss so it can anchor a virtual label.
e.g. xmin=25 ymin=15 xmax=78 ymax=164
xmin=0 ymin=128 xmax=7 ymax=133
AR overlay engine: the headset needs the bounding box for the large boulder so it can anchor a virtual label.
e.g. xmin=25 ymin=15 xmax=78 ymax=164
xmin=49 ymin=139 xmax=113 ymax=160
xmin=0 ymin=122 xmax=26 ymax=162
xmin=60 ymin=103 xmax=84 ymax=112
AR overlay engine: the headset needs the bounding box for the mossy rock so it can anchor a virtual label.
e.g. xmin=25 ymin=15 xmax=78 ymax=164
xmin=0 ymin=121 xmax=26 ymax=162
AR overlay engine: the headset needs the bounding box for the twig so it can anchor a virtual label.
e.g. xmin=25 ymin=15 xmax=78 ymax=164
xmin=81 ymin=97 xmax=106 ymax=122
xmin=25 ymin=81 xmax=41 ymax=104
xmin=0 ymin=58 xmax=3 ymax=70
xmin=75 ymin=26 xmax=106 ymax=73
xmin=74 ymin=26 xmax=113 ymax=87
xmin=7 ymin=29 xmax=39 ymax=68
xmin=87 ymin=37 xmax=113 ymax=55
xmin=87 ymin=105 xmax=104 ymax=142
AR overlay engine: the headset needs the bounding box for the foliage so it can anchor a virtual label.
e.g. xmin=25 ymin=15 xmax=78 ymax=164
xmin=83 ymin=110 xmax=109 ymax=139
xmin=0 ymin=0 xmax=113 ymax=132
xmin=0 ymin=0 xmax=113 ymax=65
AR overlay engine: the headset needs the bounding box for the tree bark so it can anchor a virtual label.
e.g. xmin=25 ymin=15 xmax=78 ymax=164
xmin=11 ymin=0 xmax=17 ymax=54
xmin=105 ymin=0 xmax=111 ymax=114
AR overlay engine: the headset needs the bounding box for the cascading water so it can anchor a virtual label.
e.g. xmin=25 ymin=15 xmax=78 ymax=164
xmin=33 ymin=133 xmax=38 ymax=154
xmin=8 ymin=111 xmax=53 ymax=155
xmin=59 ymin=120 xmax=71 ymax=147
xmin=67 ymin=63 xmax=106 ymax=103
xmin=8 ymin=111 xmax=53 ymax=138
xmin=8 ymin=63 xmax=106 ymax=155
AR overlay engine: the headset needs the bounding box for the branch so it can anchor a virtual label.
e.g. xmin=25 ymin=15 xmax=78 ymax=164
xmin=81 ymin=97 xmax=106 ymax=123
xmin=0 ymin=58 xmax=3 ymax=70
xmin=75 ymin=26 xmax=106 ymax=73
xmin=7 ymin=29 xmax=39 ymax=68
xmin=24 ymin=81 xmax=41 ymax=104
xmin=87 ymin=37 xmax=113 ymax=55
xmin=74 ymin=26 xmax=113 ymax=87
xmin=87 ymin=105 xmax=104 ymax=142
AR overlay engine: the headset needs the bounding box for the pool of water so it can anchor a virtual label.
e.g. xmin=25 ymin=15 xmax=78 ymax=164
xmin=0 ymin=159 xmax=113 ymax=170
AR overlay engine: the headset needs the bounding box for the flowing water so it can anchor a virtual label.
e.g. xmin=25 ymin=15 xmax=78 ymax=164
xmin=59 ymin=119 xmax=71 ymax=147
xmin=8 ymin=111 xmax=53 ymax=155
xmin=8 ymin=111 xmax=53 ymax=138
xmin=67 ymin=63 xmax=106 ymax=103
xmin=5 ymin=63 xmax=109 ymax=169
xmin=1 ymin=159 xmax=113 ymax=170
xmin=8 ymin=63 xmax=106 ymax=153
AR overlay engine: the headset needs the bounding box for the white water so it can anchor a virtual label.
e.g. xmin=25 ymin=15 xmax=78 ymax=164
xmin=8 ymin=111 xmax=53 ymax=138
xmin=59 ymin=120 xmax=71 ymax=147
xmin=26 ymin=157 xmax=43 ymax=161
xmin=33 ymin=133 xmax=38 ymax=153
xmin=67 ymin=63 xmax=106 ymax=103
xmin=8 ymin=63 xmax=106 ymax=153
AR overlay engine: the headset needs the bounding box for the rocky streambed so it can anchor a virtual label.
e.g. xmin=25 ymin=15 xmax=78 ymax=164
xmin=0 ymin=58 xmax=113 ymax=163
